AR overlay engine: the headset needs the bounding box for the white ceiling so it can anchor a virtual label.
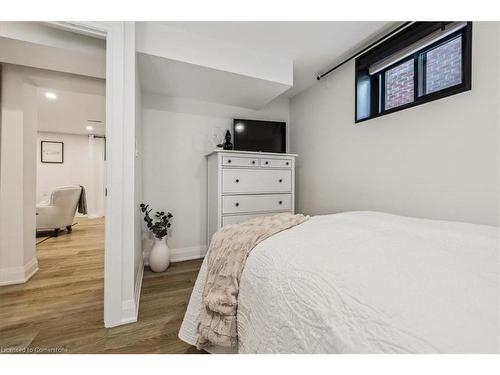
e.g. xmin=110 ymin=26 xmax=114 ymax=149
xmin=37 ymin=85 xmax=105 ymax=136
xmin=0 ymin=22 xmax=106 ymax=136
xmin=164 ymin=22 xmax=398 ymax=97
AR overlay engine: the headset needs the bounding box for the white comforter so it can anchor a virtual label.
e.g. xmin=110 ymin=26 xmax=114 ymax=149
xmin=179 ymin=212 xmax=499 ymax=353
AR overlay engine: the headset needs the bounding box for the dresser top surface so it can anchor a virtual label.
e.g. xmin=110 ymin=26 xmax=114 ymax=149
xmin=206 ymin=149 xmax=298 ymax=158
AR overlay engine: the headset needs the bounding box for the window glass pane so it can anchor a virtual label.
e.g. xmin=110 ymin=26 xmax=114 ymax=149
xmin=356 ymin=75 xmax=371 ymax=121
xmin=421 ymin=36 xmax=462 ymax=96
xmin=384 ymin=59 xmax=414 ymax=110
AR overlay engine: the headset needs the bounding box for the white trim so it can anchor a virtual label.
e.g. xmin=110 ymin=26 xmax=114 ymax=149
xmin=0 ymin=257 xmax=38 ymax=286
xmin=114 ymin=257 xmax=144 ymax=327
xmin=134 ymin=258 xmax=144 ymax=316
xmin=53 ymin=21 xmax=134 ymax=328
xmin=143 ymin=245 xmax=206 ymax=266
xmin=86 ymin=214 xmax=103 ymax=219
xmin=45 ymin=22 xmax=107 ymax=39
xmin=171 ymin=246 xmax=207 ymax=262
xmin=206 ymin=149 xmax=298 ymax=157
xmin=104 ymin=22 xmax=127 ymax=328
xmin=24 ymin=257 xmax=39 ymax=281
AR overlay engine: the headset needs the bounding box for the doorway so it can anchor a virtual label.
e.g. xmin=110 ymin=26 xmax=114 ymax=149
xmin=0 ymin=21 xmax=139 ymax=329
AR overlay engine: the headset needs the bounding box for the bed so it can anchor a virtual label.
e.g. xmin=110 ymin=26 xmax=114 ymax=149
xmin=179 ymin=211 xmax=499 ymax=353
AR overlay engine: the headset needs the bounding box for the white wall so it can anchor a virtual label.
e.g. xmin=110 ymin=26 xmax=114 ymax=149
xmin=142 ymin=94 xmax=290 ymax=260
xmin=0 ymin=22 xmax=106 ymax=79
xmin=36 ymin=132 xmax=105 ymax=217
xmin=290 ymin=22 xmax=499 ymax=226
xmin=136 ymin=22 xmax=293 ymax=87
xmin=0 ymin=65 xmax=38 ymax=285
xmin=88 ymin=135 xmax=106 ymax=217
xmin=0 ymin=22 xmax=105 ymax=56
xmin=22 ymin=84 xmax=37 ymax=274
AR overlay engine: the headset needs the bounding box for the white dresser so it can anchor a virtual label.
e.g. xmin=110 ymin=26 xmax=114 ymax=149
xmin=207 ymin=150 xmax=298 ymax=243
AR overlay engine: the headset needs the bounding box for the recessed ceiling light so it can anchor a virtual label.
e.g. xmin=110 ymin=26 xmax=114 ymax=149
xmin=86 ymin=126 xmax=94 ymax=131
xmin=45 ymin=92 xmax=57 ymax=100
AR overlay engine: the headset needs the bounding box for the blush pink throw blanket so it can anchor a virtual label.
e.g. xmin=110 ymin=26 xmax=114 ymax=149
xmin=196 ymin=212 xmax=309 ymax=349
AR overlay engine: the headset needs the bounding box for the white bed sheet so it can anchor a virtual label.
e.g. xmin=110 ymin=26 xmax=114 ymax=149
xmin=179 ymin=212 xmax=499 ymax=353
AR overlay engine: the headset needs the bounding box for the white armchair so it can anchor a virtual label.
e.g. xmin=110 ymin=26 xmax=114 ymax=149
xmin=36 ymin=186 xmax=82 ymax=236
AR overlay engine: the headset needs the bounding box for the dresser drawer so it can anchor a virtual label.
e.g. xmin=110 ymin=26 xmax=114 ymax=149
xmin=222 ymin=156 xmax=258 ymax=167
xmin=260 ymin=158 xmax=292 ymax=168
xmin=222 ymin=212 xmax=291 ymax=226
xmin=222 ymin=169 xmax=292 ymax=193
xmin=223 ymin=194 xmax=292 ymax=214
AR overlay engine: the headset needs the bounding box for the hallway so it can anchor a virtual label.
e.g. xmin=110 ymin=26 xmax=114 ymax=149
xmin=0 ymin=218 xmax=203 ymax=353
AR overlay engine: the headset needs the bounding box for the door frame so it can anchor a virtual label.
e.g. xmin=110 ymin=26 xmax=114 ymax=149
xmin=48 ymin=21 xmax=137 ymax=327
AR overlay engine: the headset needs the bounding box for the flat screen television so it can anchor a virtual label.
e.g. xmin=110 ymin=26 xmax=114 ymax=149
xmin=233 ymin=119 xmax=286 ymax=153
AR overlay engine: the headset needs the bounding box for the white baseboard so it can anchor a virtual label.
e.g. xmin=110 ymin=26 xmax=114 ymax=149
xmin=75 ymin=213 xmax=104 ymax=219
xmin=143 ymin=245 xmax=206 ymax=266
xmin=171 ymin=245 xmax=207 ymax=262
xmin=86 ymin=215 xmax=100 ymax=219
xmin=118 ymin=244 xmax=202 ymax=326
xmin=119 ymin=257 xmax=144 ymax=325
xmin=0 ymin=257 xmax=39 ymax=286
xmin=133 ymin=257 xmax=144 ymax=317
xmin=120 ymin=299 xmax=137 ymax=325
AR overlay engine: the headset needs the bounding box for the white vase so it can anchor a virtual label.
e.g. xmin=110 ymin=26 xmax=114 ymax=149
xmin=149 ymin=237 xmax=170 ymax=272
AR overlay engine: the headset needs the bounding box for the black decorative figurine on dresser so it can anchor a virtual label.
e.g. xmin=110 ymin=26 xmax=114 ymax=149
xmin=222 ymin=130 xmax=233 ymax=150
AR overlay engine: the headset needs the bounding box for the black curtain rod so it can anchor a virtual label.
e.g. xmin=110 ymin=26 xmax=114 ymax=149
xmin=316 ymin=21 xmax=414 ymax=80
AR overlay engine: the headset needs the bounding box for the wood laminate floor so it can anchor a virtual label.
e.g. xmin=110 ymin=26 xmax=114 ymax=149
xmin=0 ymin=218 xmax=204 ymax=354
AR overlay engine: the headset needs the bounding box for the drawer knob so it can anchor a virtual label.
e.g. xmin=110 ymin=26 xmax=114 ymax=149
xmin=228 ymin=159 xmax=232 ymax=163
xmin=235 ymin=179 xmax=239 ymax=183
xmin=252 ymin=160 xmax=255 ymax=164
xmin=235 ymin=202 xmax=239 ymax=207
xmin=279 ymin=201 xmax=283 ymax=205
xmin=279 ymin=179 xmax=283 ymax=183
xmin=286 ymin=162 xmax=289 ymax=165
xmin=265 ymin=161 xmax=269 ymax=165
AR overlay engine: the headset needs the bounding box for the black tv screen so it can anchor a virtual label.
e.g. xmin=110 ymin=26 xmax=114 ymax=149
xmin=233 ymin=119 xmax=286 ymax=153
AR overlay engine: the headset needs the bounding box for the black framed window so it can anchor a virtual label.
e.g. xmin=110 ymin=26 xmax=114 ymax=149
xmin=355 ymin=22 xmax=472 ymax=123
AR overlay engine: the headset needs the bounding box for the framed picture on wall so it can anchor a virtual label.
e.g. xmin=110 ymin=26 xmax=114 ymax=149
xmin=41 ymin=141 xmax=64 ymax=163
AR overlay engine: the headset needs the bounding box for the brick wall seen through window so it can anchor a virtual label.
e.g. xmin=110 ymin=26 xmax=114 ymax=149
xmin=384 ymin=59 xmax=414 ymax=110
xmin=423 ymin=36 xmax=462 ymax=95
